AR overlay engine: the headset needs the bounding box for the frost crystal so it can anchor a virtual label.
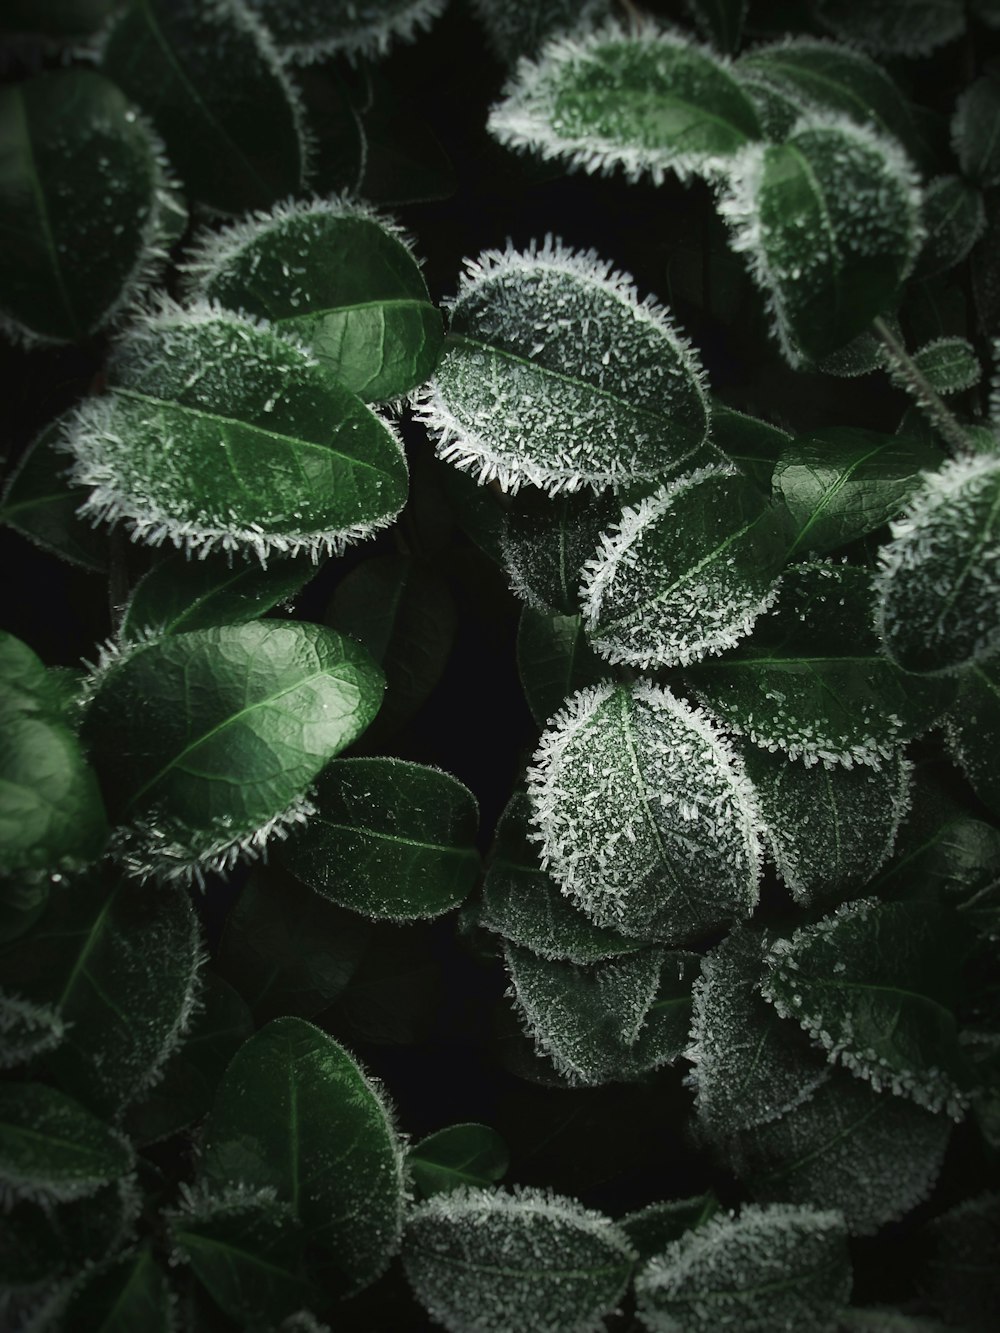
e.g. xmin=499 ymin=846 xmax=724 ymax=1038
xmin=470 ymin=0 xmax=612 ymax=64
xmin=243 ymin=0 xmax=448 ymax=63
xmin=0 ymin=992 xmax=67 ymax=1069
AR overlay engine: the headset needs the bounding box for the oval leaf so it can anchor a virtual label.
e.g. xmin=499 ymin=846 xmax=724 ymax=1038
xmin=408 ymin=1123 xmax=510 ymax=1199
xmin=914 ymin=176 xmax=986 ymax=279
xmin=909 ymin=337 xmax=982 ymax=394
xmin=244 ymin=0 xmax=448 ymax=63
xmin=953 ymin=75 xmax=1000 ymax=189
xmin=620 ymin=1194 xmax=719 ymax=1263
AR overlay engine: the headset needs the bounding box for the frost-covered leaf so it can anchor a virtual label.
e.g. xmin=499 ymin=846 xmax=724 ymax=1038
xmin=760 ymin=898 xmax=973 ymax=1115
xmin=488 ymin=22 xmax=763 ymax=185
xmin=403 ymin=1186 xmax=636 ymax=1333
xmin=953 ymin=76 xmax=1000 ymax=189
xmin=67 ymin=305 xmax=409 ymax=562
xmin=687 ymin=928 xmax=831 ymax=1139
xmin=527 ymin=680 xmax=762 ymax=941
xmin=581 ymin=464 xmax=785 ymax=669
xmin=908 ymin=338 xmax=982 ymax=395
xmin=634 ymin=1203 xmax=851 ymax=1332
xmin=183 ymin=197 xmax=442 ymax=404
xmin=0 ymin=1082 xmax=133 ymax=1207
xmin=201 ymin=1017 xmax=404 ymax=1296
xmin=875 ymin=455 xmax=1000 ymax=674
xmin=946 ymin=660 xmax=1000 ymax=819
xmin=923 ymin=1193 xmax=1000 ymax=1331
xmin=100 ymin=0 xmax=307 ymax=214
xmin=914 ymin=176 xmax=987 ymax=279
xmin=280 ymin=757 xmax=481 ymax=921
xmin=719 ymin=114 xmax=923 ymax=366
xmin=506 ymin=942 xmax=699 ymax=1084
xmin=408 ymin=1124 xmax=510 ymax=1199
xmin=689 ymin=562 xmax=956 ymax=767
xmin=82 ymin=621 xmax=383 ymax=883
xmin=470 ymin=0 xmax=612 ymax=64
xmin=516 ymin=608 xmax=607 ymax=729
xmin=501 ymin=488 xmax=617 ymax=614
xmin=244 ymin=0 xmax=448 ymax=63
xmin=743 ymin=745 xmax=912 ymax=906
xmin=772 ymin=427 xmax=946 ymax=560
xmin=0 ymin=991 xmax=66 ymax=1070
xmin=418 ymin=239 xmax=714 ymax=494
xmin=56 ymin=1248 xmax=173 ymax=1333
xmin=0 ymin=69 xmax=176 ymax=347
xmin=809 ymin=0 xmax=966 ymax=57
xmin=480 ymin=792 xmax=643 ymax=964
xmin=730 ymin=1070 xmax=951 ymax=1235
xmin=620 ymin=1195 xmax=719 ymax=1263
xmin=0 ymin=872 xmax=201 ymax=1118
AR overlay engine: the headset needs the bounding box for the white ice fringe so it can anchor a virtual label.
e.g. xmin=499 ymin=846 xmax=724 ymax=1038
xmin=244 ymin=0 xmax=448 ymax=65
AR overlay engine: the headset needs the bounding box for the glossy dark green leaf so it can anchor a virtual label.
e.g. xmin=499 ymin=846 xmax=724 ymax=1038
xmin=946 ymin=660 xmax=1000 ymax=819
xmin=185 ymin=198 xmax=443 ymax=404
xmin=501 ymin=488 xmax=617 ymax=614
xmin=772 ymin=427 xmax=946 ymax=560
xmin=59 ymin=1248 xmax=173 ymax=1333
xmin=471 ymin=0 xmax=613 ymax=63
xmin=67 ymin=307 xmax=409 ymax=563
xmin=516 ymin=608 xmax=607 ymax=728
xmin=810 ymin=0 xmax=966 ymax=57
xmin=281 ymin=758 xmax=480 ymax=921
xmin=914 ymin=176 xmax=987 ymax=278
xmin=244 ymin=0 xmax=448 ymax=62
xmin=408 ymin=1124 xmax=510 ymax=1199
xmin=923 ymin=1193 xmax=1000 ymax=1331
xmin=201 ymin=1016 xmax=405 ymax=1296
xmin=0 ymin=69 xmax=175 ymax=346
xmin=403 ymin=1187 xmax=636 ymax=1333
xmin=953 ymin=76 xmax=1000 ymax=189
xmin=909 ymin=337 xmax=982 ymax=394
xmin=82 ymin=621 xmax=384 ymax=882
xmin=100 ymin=0 xmax=306 ymax=214
xmin=620 ymin=1195 xmax=719 ymax=1263
xmin=0 ymin=0 xmax=116 ymax=35
xmin=0 ymin=420 xmax=108 ymax=571
xmin=0 ymin=873 xmax=201 ymax=1117
xmin=710 ymin=402 xmax=791 ymax=489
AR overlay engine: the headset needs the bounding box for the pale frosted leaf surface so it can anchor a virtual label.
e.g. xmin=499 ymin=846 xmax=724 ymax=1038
xmin=402 ymin=1185 xmax=636 ymax=1333
xmin=183 ymin=197 xmax=442 ymax=403
xmin=244 ymin=0 xmax=447 ymax=62
xmin=634 ymin=1203 xmax=851 ymax=1332
xmin=408 ymin=1123 xmax=509 ymax=1199
xmin=688 ymin=563 xmax=955 ymax=768
xmin=581 ymin=465 xmax=785 ymax=669
xmin=953 ymin=76 xmax=1000 ymax=189
xmin=505 ymin=942 xmax=699 ymax=1084
xmin=526 ymin=681 xmax=762 ymax=941
xmin=419 ymin=239 xmax=713 ymax=494
xmin=201 ymin=1016 xmax=405 ymax=1296
xmin=516 ymin=608 xmax=608 ymax=729
xmin=501 ymin=488 xmax=618 ymax=614
xmin=620 ymin=1195 xmax=719 ymax=1263
xmin=729 ymin=1069 xmax=951 ymax=1235
xmin=810 ymin=0 xmax=966 ymax=57
xmin=471 ymin=0 xmax=612 ymax=64
xmin=875 ymin=455 xmax=1000 ymax=674
xmin=82 ymin=622 xmax=383 ymax=883
xmin=488 ymin=22 xmax=763 ymax=185
xmin=946 ymin=659 xmax=1000 ymax=819
xmin=742 ymin=745 xmax=912 ymax=906
xmin=719 ymin=114 xmax=923 ymax=365
xmin=687 ymin=927 xmax=830 ymax=1139
xmin=760 ymin=898 xmax=973 ymax=1115
xmin=914 ymin=176 xmax=987 ymax=279
xmin=0 ymin=992 xmax=65 ymax=1069
xmin=923 ymin=1193 xmax=1000 ymax=1332
xmin=67 ymin=305 xmax=409 ymax=562
xmin=907 ymin=338 xmax=982 ymax=395
xmin=480 ymin=792 xmax=644 ymax=964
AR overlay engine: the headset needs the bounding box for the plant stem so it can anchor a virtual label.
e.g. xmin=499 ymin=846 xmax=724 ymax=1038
xmin=873 ymin=316 xmax=972 ymax=455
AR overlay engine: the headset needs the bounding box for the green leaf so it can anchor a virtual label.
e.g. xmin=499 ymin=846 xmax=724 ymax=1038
xmin=418 ymin=239 xmax=714 ymax=494
xmin=953 ymin=76 xmax=1000 ymax=189
xmin=501 ymin=488 xmax=617 ymax=614
xmin=742 ymin=744 xmax=912 ymax=906
xmin=480 ymin=792 xmax=644 ymax=964
xmin=100 ymin=0 xmax=307 ymax=214
xmin=634 ymin=1203 xmax=851 ymax=1332
xmin=184 ymin=198 xmax=443 ymax=404
xmin=408 ymin=1124 xmax=510 ymax=1199
xmin=59 ymin=1248 xmax=174 ymax=1333
xmin=201 ymin=1016 xmax=405 ymax=1296
xmin=403 ymin=1186 xmax=637 ymax=1333
xmin=875 ymin=455 xmax=1000 ymax=674
xmin=527 ymin=680 xmax=762 ymax=940
xmin=67 ymin=305 xmax=409 ymax=562
xmin=946 ymin=660 xmax=1000 ymax=820
xmin=923 ymin=1193 xmax=1000 ymax=1332
xmin=908 ymin=337 xmax=982 ymax=394
xmin=760 ymin=898 xmax=973 ymax=1115
xmin=772 ymin=427 xmax=946 ymax=560
xmin=215 ymin=865 xmax=372 ymax=1024
xmin=0 ymin=1082 xmax=133 ymax=1206
xmin=0 ymin=69 xmax=176 ymax=347
xmin=729 ymin=1069 xmax=951 ymax=1235
xmin=243 ymin=0 xmax=448 ymax=63
xmin=506 ymin=942 xmax=700 ymax=1084
xmin=620 ymin=1195 xmax=719 ymax=1263
xmin=516 ymin=608 xmax=607 ymax=728
xmin=720 ymin=114 xmax=923 ymax=365
xmin=688 ymin=562 xmax=956 ymax=767
xmin=471 ymin=0 xmax=614 ymax=64
xmin=0 ymin=873 xmax=201 ymax=1117
xmin=280 ymin=757 xmax=481 ymax=921
xmin=581 ymin=465 xmax=786 ymax=669
xmin=121 ymin=550 xmax=318 ymax=641
xmin=914 ymin=176 xmax=987 ymax=279
xmin=0 ymin=991 xmax=66 ymax=1069
xmin=488 ymin=22 xmax=763 ymax=184
xmin=684 ymin=0 xmax=747 ymax=54
xmin=82 ymin=621 xmax=384 ymax=882
xmin=810 ymin=0 xmax=966 ymax=57
xmin=710 ymin=401 xmax=791 ymax=489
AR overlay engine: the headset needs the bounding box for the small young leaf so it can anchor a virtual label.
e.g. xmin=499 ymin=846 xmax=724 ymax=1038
xmin=761 ymin=898 xmax=973 ymax=1115
xmin=67 ymin=305 xmax=409 ymax=562
xmin=243 ymin=0 xmax=448 ymax=63
xmin=719 ymin=114 xmax=923 ymax=365
xmin=923 ymin=1193 xmax=1000 ymax=1331
xmin=908 ymin=338 xmax=982 ymax=395
xmin=580 ymin=464 xmax=785 ymax=669
xmin=875 ymin=455 xmax=1000 ymax=674
xmin=914 ymin=176 xmax=987 ymax=279
xmin=201 ymin=1016 xmax=405 ymax=1296
xmin=516 ymin=608 xmax=607 ymax=729
xmin=183 ymin=197 xmax=443 ymax=404
xmin=620 ymin=1195 xmax=719 ymax=1263
xmin=408 ymin=1124 xmax=510 ymax=1199
xmin=403 ymin=1186 xmax=637 ymax=1333
xmin=57 ymin=1248 xmax=173 ymax=1333
xmin=470 ymin=0 xmax=613 ymax=64
xmin=810 ymin=0 xmax=966 ymax=57
xmin=634 ymin=1203 xmax=851 ymax=1332
xmin=418 ymin=239 xmax=713 ymax=494
xmin=487 ymin=22 xmax=763 ymax=185
xmin=526 ymin=680 xmax=762 ymax=941
xmin=82 ymin=621 xmax=384 ymax=882
xmin=100 ymin=0 xmax=307 ymax=214
xmin=280 ymin=757 xmax=481 ymax=921
xmin=501 ymin=488 xmax=617 ymax=614
xmin=953 ymin=76 xmax=1000 ymax=189
xmin=946 ymin=660 xmax=1000 ymax=819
